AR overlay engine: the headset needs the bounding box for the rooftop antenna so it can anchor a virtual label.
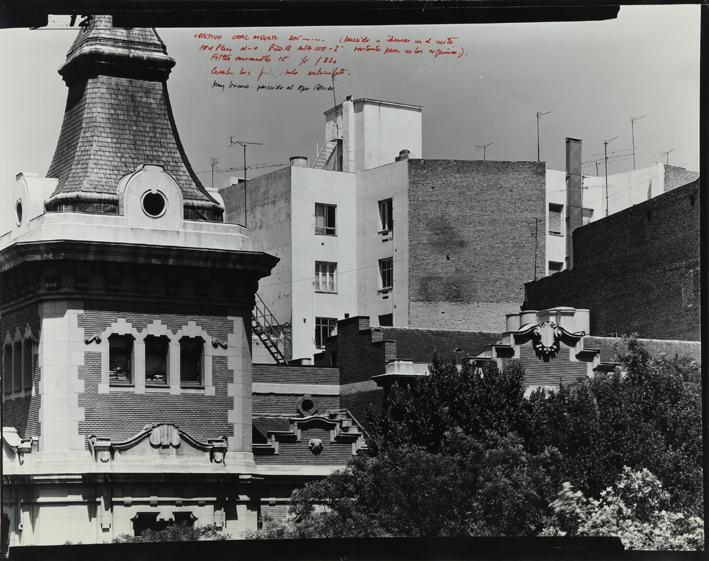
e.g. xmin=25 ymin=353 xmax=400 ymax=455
xmin=209 ymin=156 xmax=219 ymax=189
xmin=475 ymin=142 xmax=493 ymax=161
xmin=603 ymin=136 xmax=619 ymax=216
xmin=660 ymin=148 xmax=675 ymax=166
xmin=229 ymin=137 xmax=263 ymax=228
xmin=630 ymin=114 xmax=646 ymax=170
xmin=536 ymin=111 xmax=552 ymax=162
xmin=331 ymin=72 xmax=337 ymax=107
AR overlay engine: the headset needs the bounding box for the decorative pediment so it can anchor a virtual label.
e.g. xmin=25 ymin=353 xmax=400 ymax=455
xmin=253 ymin=410 xmax=367 ymax=456
xmin=88 ymin=423 xmax=227 ymax=464
xmin=516 ymin=321 xmax=585 ymax=361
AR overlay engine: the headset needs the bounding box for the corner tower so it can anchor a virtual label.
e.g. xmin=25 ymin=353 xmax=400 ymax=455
xmin=46 ymin=15 xmax=222 ymax=221
xmin=2 ymin=16 xmax=277 ymax=546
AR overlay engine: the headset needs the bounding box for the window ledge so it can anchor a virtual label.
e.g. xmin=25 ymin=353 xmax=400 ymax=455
xmin=109 ymin=381 xmax=134 ymax=388
xmin=314 ymin=290 xmax=338 ymax=294
xmin=314 ymin=232 xmax=337 ymax=237
xmin=378 ymin=288 xmax=393 ymax=294
xmin=548 ymin=232 xmax=564 ymax=237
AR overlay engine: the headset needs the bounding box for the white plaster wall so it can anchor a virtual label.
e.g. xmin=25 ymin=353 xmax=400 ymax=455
xmin=355 ymin=160 xmax=409 ymax=326
xmin=220 ymin=168 xmax=293 ymax=326
xmin=545 ymin=169 xmax=566 ymax=273
xmin=545 ymin=163 xmax=667 ymax=274
xmin=354 ymin=101 xmax=422 ymax=171
xmin=289 ymin=167 xmax=357 ymax=360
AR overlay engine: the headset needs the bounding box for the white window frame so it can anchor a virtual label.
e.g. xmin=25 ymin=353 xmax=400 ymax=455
xmin=314 ymin=261 xmax=337 ymax=293
xmin=378 ymin=198 xmax=393 ymax=233
xmin=315 ymin=203 xmax=336 ymax=235
xmin=315 ymin=317 xmax=338 ymax=349
xmin=378 ymin=257 xmax=394 ymax=291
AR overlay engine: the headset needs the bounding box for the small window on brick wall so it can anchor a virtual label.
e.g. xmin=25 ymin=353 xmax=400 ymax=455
xmin=3 ymin=346 xmax=11 ymax=395
xmin=145 ymin=336 xmax=169 ymax=386
xmin=180 ymin=337 xmax=204 ymax=387
xmin=109 ymin=334 xmax=134 ymax=385
xmin=22 ymin=341 xmax=32 ymax=391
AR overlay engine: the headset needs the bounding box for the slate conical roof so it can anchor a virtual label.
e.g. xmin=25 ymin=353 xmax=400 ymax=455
xmin=46 ymin=15 xmax=222 ymax=221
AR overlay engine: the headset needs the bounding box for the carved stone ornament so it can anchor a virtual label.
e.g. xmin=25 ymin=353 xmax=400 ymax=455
xmin=87 ymin=423 xmax=228 ymax=464
xmin=515 ymin=321 xmax=585 ymax=362
xmin=307 ymin=438 xmax=324 ymax=455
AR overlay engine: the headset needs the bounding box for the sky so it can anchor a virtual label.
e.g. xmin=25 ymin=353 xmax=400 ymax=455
xmin=0 ymin=5 xmax=700 ymax=193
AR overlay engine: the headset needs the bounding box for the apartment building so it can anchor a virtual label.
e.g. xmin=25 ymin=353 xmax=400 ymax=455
xmin=221 ymin=98 xmax=546 ymax=360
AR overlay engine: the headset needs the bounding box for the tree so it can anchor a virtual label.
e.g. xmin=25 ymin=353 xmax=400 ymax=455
xmin=254 ymin=360 xmax=559 ymax=538
xmin=524 ymin=336 xmax=703 ymax=515
xmin=114 ymin=523 xmax=229 ymax=543
xmin=252 ymin=338 xmax=702 ymax=546
xmin=542 ymin=467 xmax=704 ymax=551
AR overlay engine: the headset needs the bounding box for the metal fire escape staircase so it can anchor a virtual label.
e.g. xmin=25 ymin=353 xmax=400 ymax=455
xmin=312 ymin=139 xmax=338 ymax=169
xmin=251 ymin=293 xmax=291 ymax=365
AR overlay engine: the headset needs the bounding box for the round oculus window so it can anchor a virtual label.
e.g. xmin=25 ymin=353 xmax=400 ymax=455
xmin=141 ymin=190 xmax=167 ymax=218
xmin=15 ymin=200 xmax=23 ymax=225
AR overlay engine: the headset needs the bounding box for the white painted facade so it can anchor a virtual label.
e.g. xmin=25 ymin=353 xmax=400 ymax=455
xmin=545 ymin=162 xmax=672 ymax=275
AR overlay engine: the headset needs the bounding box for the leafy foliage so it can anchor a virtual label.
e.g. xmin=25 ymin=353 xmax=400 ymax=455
xmin=114 ymin=523 xmax=229 ymax=543
xmin=542 ymin=467 xmax=704 ymax=551
xmin=252 ymin=337 xmax=702 ymax=549
xmin=524 ymin=336 xmax=703 ymax=515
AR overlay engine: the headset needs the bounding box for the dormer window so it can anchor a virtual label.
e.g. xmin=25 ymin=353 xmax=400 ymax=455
xmin=141 ymin=190 xmax=167 ymax=218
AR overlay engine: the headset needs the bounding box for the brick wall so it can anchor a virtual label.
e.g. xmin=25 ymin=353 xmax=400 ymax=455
xmin=341 ymin=388 xmax=384 ymax=423
xmin=254 ymin=426 xmax=355 ymax=465
xmin=1 ymin=304 xmax=41 ymax=438
xmin=252 ymin=394 xmax=340 ymax=416
xmin=77 ymin=310 xmax=236 ymax=443
xmin=407 ymin=160 xmax=546 ymax=333
xmin=508 ymin=345 xmax=588 ymax=388
xmin=524 ymin=180 xmax=700 ymax=340
xmin=664 ymin=165 xmax=699 ymax=192
xmin=253 ymin=364 xmax=339 ymax=385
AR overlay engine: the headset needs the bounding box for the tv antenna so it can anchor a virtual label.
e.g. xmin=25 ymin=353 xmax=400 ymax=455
xmin=229 ymin=138 xmax=263 ymax=228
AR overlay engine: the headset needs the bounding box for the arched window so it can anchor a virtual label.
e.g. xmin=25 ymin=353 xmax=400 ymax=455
xmin=180 ymin=337 xmax=204 ymax=387
xmin=22 ymin=341 xmax=32 ymax=391
xmin=145 ymin=335 xmax=169 ymax=386
xmin=109 ymin=334 xmax=134 ymax=385
xmin=13 ymin=341 xmax=22 ymax=393
xmin=2 ymin=346 xmax=11 ymax=395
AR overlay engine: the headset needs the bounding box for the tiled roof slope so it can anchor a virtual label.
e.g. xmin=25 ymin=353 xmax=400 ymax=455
xmin=381 ymin=327 xmax=501 ymax=363
xmin=46 ymin=15 xmax=222 ymax=221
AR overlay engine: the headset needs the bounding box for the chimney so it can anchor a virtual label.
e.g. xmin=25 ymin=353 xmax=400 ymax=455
xmin=289 ymin=156 xmax=308 ymax=167
xmin=395 ymin=149 xmax=410 ymax=162
xmin=565 ymin=138 xmax=583 ymax=269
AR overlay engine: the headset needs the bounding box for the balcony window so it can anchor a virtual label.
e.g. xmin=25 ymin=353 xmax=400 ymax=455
xmin=315 ymin=317 xmax=338 ymax=349
xmin=378 ymin=198 xmax=393 ymax=233
xmin=315 ymin=203 xmax=336 ymax=235
xmin=315 ymin=261 xmax=337 ymax=293
xmin=145 ymin=336 xmax=169 ymax=385
xmin=379 ymin=257 xmax=393 ymax=291
xmin=180 ymin=337 xmax=204 ymax=386
xmin=109 ymin=335 xmax=134 ymax=385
